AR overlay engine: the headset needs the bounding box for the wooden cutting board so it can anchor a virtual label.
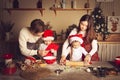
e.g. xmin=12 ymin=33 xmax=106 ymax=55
xmin=66 ymin=61 xmax=84 ymax=66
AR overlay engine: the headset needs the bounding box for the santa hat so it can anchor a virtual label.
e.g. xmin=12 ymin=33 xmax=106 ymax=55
xmin=69 ymin=34 xmax=83 ymax=44
xmin=42 ymin=30 xmax=54 ymax=40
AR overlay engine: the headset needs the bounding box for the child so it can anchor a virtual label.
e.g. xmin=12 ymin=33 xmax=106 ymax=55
xmin=38 ymin=30 xmax=59 ymax=57
xmin=61 ymin=34 xmax=91 ymax=65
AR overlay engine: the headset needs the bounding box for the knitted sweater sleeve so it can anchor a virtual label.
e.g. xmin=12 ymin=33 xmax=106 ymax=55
xmin=18 ymin=28 xmax=37 ymax=56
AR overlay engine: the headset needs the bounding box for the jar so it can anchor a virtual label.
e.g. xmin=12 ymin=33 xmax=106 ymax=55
xmin=13 ymin=0 xmax=19 ymax=8
xmin=71 ymin=0 xmax=76 ymax=9
xmin=2 ymin=53 xmax=13 ymax=64
xmin=37 ymin=0 xmax=42 ymax=8
xmin=84 ymin=2 xmax=90 ymax=8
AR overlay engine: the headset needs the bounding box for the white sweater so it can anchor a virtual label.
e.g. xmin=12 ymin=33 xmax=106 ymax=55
xmin=19 ymin=27 xmax=41 ymax=56
xmin=65 ymin=46 xmax=88 ymax=61
xmin=62 ymin=28 xmax=98 ymax=57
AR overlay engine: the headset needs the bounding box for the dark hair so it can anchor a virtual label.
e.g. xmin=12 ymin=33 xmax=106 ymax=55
xmin=29 ymin=19 xmax=45 ymax=34
xmin=78 ymin=14 xmax=96 ymax=43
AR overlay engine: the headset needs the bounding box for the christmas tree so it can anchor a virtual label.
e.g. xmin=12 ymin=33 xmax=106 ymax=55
xmin=91 ymin=3 xmax=109 ymax=40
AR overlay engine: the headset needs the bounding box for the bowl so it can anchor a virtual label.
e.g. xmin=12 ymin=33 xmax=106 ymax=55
xmin=115 ymin=56 xmax=120 ymax=66
xmin=43 ymin=56 xmax=56 ymax=64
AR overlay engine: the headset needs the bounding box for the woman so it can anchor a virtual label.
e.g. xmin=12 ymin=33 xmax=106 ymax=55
xmin=19 ymin=19 xmax=45 ymax=58
xmin=60 ymin=14 xmax=99 ymax=64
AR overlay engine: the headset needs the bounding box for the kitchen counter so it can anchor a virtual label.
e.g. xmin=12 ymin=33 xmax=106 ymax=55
xmin=0 ymin=61 xmax=120 ymax=80
xmin=0 ymin=39 xmax=120 ymax=62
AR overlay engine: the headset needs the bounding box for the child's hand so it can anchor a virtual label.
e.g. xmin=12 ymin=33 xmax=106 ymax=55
xmin=60 ymin=56 xmax=66 ymax=65
xmin=51 ymin=49 xmax=55 ymax=53
xmin=38 ymin=50 xmax=49 ymax=56
xmin=51 ymin=49 xmax=57 ymax=56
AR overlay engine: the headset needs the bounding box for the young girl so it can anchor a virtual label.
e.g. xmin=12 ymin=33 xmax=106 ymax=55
xmin=60 ymin=14 xmax=99 ymax=64
xmin=67 ymin=34 xmax=90 ymax=61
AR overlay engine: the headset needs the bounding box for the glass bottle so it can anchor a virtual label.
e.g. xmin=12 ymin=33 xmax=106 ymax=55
xmin=61 ymin=0 xmax=65 ymax=8
xmin=84 ymin=0 xmax=90 ymax=8
xmin=13 ymin=0 xmax=19 ymax=8
xmin=37 ymin=0 xmax=42 ymax=8
xmin=71 ymin=0 xmax=76 ymax=9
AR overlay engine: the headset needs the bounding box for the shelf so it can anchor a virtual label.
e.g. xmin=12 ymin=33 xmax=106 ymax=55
xmin=4 ymin=8 xmax=45 ymax=16
xmin=50 ymin=8 xmax=92 ymax=15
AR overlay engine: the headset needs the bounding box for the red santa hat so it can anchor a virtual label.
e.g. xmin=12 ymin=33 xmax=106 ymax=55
xmin=42 ymin=30 xmax=54 ymax=40
xmin=69 ymin=34 xmax=83 ymax=44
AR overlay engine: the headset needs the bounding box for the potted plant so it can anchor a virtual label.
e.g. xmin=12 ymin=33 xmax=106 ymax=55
xmin=0 ymin=21 xmax=14 ymax=41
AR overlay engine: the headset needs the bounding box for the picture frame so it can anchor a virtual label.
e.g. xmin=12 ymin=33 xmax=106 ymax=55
xmin=107 ymin=16 xmax=120 ymax=33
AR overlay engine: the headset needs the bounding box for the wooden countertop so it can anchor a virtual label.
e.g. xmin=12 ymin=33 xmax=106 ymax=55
xmin=0 ymin=61 xmax=120 ymax=80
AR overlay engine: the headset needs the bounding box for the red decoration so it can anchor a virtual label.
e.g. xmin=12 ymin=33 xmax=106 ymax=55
xmin=2 ymin=53 xmax=13 ymax=59
xmin=115 ymin=56 xmax=120 ymax=66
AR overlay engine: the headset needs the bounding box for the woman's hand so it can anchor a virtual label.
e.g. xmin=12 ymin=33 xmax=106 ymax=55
xmin=37 ymin=50 xmax=49 ymax=56
xmin=84 ymin=54 xmax=91 ymax=66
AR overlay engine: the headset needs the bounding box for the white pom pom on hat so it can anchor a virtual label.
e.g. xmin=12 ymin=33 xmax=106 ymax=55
xmin=42 ymin=30 xmax=54 ymax=40
xmin=69 ymin=34 xmax=83 ymax=44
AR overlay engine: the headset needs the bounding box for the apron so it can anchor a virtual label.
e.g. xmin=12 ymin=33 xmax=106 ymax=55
xmin=81 ymin=38 xmax=99 ymax=61
xmin=44 ymin=43 xmax=59 ymax=57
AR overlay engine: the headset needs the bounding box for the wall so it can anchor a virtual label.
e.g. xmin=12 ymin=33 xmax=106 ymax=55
xmin=0 ymin=0 xmax=120 ymax=40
